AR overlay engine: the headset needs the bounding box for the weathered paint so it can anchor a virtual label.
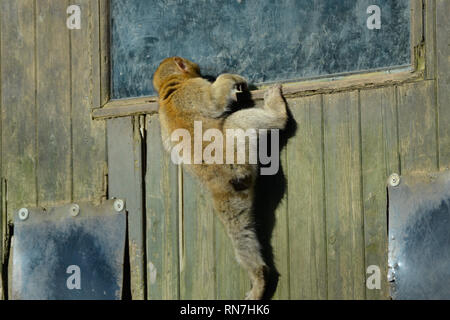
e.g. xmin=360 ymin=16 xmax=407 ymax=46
xmin=287 ymin=95 xmax=327 ymax=300
xmin=360 ymin=86 xmax=398 ymax=299
xmin=107 ymin=117 xmax=146 ymax=299
xmin=146 ymin=114 xmax=179 ymax=299
xmin=436 ymin=0 xmax=450 ymax=169
xmin=0 ymin=0 xmax=107 ymax=299
xmin=1 ymin=0 xmax=449 ymax=300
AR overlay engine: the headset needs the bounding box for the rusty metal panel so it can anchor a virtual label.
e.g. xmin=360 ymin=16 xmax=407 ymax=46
xmin=388 ymin=171 xmax=450 ymax=300
xmin=10 ymin=199 xmax=126 ymax=300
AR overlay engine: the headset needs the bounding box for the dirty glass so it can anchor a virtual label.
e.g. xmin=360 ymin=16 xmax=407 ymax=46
xmin=111 ymin=0 xmax=410 ymax=99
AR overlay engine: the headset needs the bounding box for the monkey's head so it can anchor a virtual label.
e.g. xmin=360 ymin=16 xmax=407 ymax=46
xmin=153 ymin=56 xmax=201 ymax=93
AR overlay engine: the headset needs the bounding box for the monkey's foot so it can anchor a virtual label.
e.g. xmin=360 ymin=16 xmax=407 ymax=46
xmin=244 ymin=273 xmax=266 ymax=300
xmin=245 ymin=288 xmax=263 ymax=300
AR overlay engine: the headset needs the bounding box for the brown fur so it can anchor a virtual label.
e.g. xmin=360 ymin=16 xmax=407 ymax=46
xmin=153 ymin=56 xmax=287 ymax=299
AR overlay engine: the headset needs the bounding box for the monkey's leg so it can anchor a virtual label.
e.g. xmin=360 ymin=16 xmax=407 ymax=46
xmin=230 ymin=218 xmax=268 ymax=300
xmin=211 ymin=73 xmax=248 ymax=111
xmin=214 ymin=194 xmax=267 ymax=300
xmin=223 ymin=85 xmax=287 ymax=131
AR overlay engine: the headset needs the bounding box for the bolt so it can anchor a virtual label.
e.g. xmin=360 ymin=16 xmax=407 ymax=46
xmin=388 ymin=173 xmax=400 ymax=187
xmin=18 ymin=208 xmax=29 ymax=221
xmin=70 ymin=204 xmax=80 ymax=217
xmin=114 ymin=199 xmax=124 ymax=212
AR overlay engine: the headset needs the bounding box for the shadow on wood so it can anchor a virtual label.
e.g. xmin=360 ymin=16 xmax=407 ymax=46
xmin=254 ymin=100 xmax=297 ymax=300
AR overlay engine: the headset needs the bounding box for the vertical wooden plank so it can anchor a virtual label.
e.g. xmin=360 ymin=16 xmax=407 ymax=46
xmin=411 ymin=0 xmax=423 ymax=48
xmin=425 ymin=0 xmax=436 ymax=80
xmin=323 ymin=91 xmax=365 ymax=300
xmin=71 ymin=0 xmax=106 ymax=203
xmin=99 ymin=0 xmax=110 ymax=105
xmin=287 ymin=95 xmax=327 ymax=300
xmin=36 ymin=0 xmax=71 ymax=206
xmin=0 ymin=0 xmax=3 ymax=281
xmin=181 ymin=169 xmax=216 ymax=299
xmin=146 ymin=114 xmax=179 ymax=299
xmin=1 ymin=179 xmax=5 ymax=298
xmin=0 ymin=179 xmax=3 ymax=300
xmin=269 ymin=149 xmax=290 ymax=300
xmin=0 ymin=263 xmax=3 ymax=300
xmin=411 ymin=0 xmax=424 ymax=71
xmin=0 ymin=178 xmax=5 ymax=300
xmin=436 ymin=0 xmax=450 ymax=169
xmin=215 ymin=207 xmax=249 ymax=299
xmin=360 ymin=87 xmax=398 ymax=300
xmin=1 ymin=0 xmax=37 ymax=218
xmin=397 ymin=81 xmax=438 ymax=174
xmin=107 ymin=116 xmax=145 ymax=299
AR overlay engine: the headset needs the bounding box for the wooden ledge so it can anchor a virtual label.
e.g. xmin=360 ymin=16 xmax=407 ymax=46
xmin=92 ymin=69 xmax=422 ymax=120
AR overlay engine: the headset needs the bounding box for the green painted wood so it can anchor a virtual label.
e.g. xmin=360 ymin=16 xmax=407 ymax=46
xmin=287 ymin=95 xmax=327 ymax=300
xmin=323 ymin=91 xmax=365 ymax=300
xmin=397 ymin=81 xmax=438 ymax=174
xmin=107 ymin=116 xmax=145 ymax=299
xmin=99 ymin=0 xmax=110 ymax=105
xmin=0 ymin=179 xmax=3 ymax=300
xmin=411 ymin=0 xmax=424 ymax=68
xmin=146 ymin=114 xmax=179 ymax=299
xmin=0 ymin=0 xmax=2 ymax=275
xmin=1 ymin=0 xmax=37 ymax=220
xmin=0 ymin=179 xmax=2 ymax=300
xmin=71 ymin=0 xmax=106 ymax=204
xmin=436 ymin=0 xmax=450 ymax=169
xmin=270 ymin=149 xmax=290 ymax=300
xmin=425 ymin=0 xmax=436 ymax=80
xmin=181 ymin=168 xmax=216 ymax=299
xmin=36 ymin=0 xmax=71 ymax=206
xmin=0 ymin=272 xmax=3 ymax=300
xmin=360 ymin=87 xmax=398 ymax=300
xmin=215 ymin=208 xmax=249 ymax=299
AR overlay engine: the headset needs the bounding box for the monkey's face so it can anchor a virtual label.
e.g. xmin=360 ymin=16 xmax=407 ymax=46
xmin=153 ymin=56 xmax=201 ymax=93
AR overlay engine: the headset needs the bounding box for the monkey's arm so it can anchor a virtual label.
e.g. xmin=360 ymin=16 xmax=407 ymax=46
xmin=211 ymin=74 xmax=248 ymax=112
xmin=223 ymin=85 xmax=287 ymax=130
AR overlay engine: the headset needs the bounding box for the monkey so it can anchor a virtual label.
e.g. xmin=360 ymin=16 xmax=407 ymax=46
xmin=153 ymin=56 xmax=288 ymax=300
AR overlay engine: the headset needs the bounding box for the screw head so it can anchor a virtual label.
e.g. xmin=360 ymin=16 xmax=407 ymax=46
xmin=114 ymin=199 xmax=124 ymax=212
xmin=70 ymin=204 xmax=80 ymax=217
xmin=388 ymin=173 xmax=400 ymax=187
xmin=18 ymin=208 xmax=29 ymax=221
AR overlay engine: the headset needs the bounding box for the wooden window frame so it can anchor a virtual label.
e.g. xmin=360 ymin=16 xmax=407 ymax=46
xmin=92 ymin=0 xmax=432 ymax=120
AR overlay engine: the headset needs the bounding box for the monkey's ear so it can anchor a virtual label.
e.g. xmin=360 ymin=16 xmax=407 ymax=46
xmin=173 ymin=57 xmax=188 ymax=73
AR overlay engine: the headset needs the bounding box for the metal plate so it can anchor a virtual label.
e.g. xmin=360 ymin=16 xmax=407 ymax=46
xmin=388 ymin=171 xmax=450 ymax=300
xmin=10 ymin=200 xmax=126 ymax=300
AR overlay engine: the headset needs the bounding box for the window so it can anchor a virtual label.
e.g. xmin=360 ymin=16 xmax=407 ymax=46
xmin=110 ymin=0 xmax=410 ymax=99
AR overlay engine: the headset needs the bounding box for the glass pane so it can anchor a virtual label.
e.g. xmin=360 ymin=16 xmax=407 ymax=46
xmin=111 ymin=0 xmax=410 ymax=99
